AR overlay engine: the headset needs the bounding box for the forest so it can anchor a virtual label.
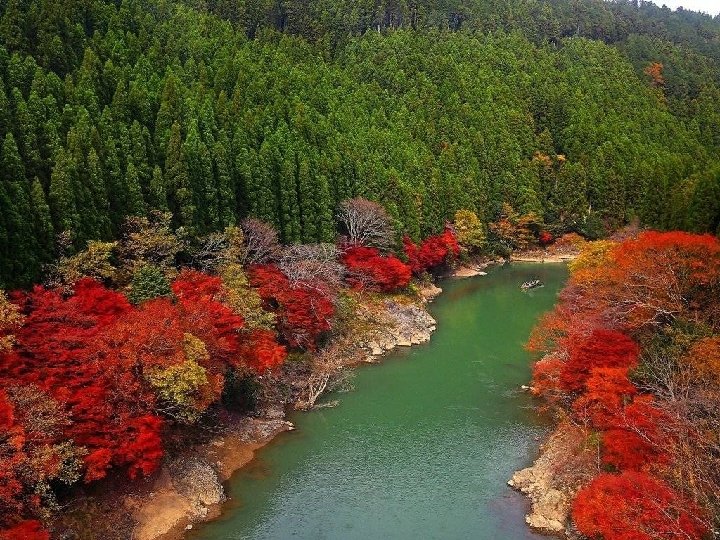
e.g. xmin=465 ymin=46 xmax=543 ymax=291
xmin=0 ymin=0 xmax=719 ymax=287
xmin=1 ymin=0 xmax=720 ymax=538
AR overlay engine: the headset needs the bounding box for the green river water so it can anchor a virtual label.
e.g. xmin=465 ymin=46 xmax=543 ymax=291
xmin=191 ymin=263 xmax=567 ymax=540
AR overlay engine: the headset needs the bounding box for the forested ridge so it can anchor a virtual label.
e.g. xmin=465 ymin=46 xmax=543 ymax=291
xmin=0 ymin=0 xmax=719 ymax=287
xmin=2 ymin=1 xmax=720 ymax=538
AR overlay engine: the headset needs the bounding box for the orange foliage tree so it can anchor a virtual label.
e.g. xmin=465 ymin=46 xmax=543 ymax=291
xmin=528 ymin=231 xmax=720 ymax=535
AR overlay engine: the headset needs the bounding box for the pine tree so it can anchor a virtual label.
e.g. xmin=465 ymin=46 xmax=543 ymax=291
xmin=148 ymin=166 xmax=169 ymax=212
xmin=1 ymin=133 xmax=38 ymax=284
xmin=129 ymin=121 xmax=152 ymax=198
xmin=165 ymin=122 xmax=196 ymax=230
xmin=0 ymin=85 xmax=9 ymax=137
xmin=0 ymin=0 xmax=27 ymax=52
xmin=277 ymin=141 xmax=300 ymax=242
xmin=103 ymin=135 xmax=127 ymax=232
xmin=155 ymin=70 xmax=182 ymax=159
xmin=125 ymin=162 xmax=147 ymax=217
xmin=87 ymin=149 xmax=112 ymax=238
xmin=49 ymin=148 xmax=80 ymax=239
xmin=12 ymin=89 xmax=42 ymax=180
xmin=183 ymin=119 xmax=217 ymax=232
xmin=30 ymin=177 xmax=54 ymax=263
xmin=213 ymin=132 xmax=236 ymax=227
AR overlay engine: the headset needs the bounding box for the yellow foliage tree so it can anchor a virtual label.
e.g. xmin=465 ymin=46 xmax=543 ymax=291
xmin=51 ymin=241 xmax=118 ymax=288
xmin=489 ymin=203 xmax=538 ymax=252
xmin=0 ymin=289 xmax=24 ymax=352
xmin=453 ymin=210 xmax=486 ymax=253
xmin=568 ymin=240 xmax=617 ymax=275
xmin=145 ymin=334 xmax=213 ymax=422
xmin=219 ymin=263 xmax=275 ymax=329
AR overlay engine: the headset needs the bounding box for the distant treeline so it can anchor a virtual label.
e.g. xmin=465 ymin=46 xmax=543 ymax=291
xmin=0 ymin=0 xmax=719 ymax=288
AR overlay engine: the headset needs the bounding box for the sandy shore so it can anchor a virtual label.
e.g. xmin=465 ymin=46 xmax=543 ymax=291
xmin=511 ymin=254 xmax=577 ymax=263
xmin=126 ymin=418 xmax=294 ymax=540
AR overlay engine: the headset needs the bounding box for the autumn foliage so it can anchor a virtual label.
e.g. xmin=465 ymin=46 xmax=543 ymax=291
xmin=572 ymin=471 xmax=705 ymax=540
xmin=529 ymin=231 xmax=720 ymax=538
xmin=341 ymin=246 xmax=412 ymax=292
xmin=403 ymin=227 xmax=460 ymax=274
xmin=249 ymin=265 xmax=335 ymax=350
xmin=560 ymin=329 xmax=639 ymax=393
xmin=0 ymin=270 xmax=288 ymax=533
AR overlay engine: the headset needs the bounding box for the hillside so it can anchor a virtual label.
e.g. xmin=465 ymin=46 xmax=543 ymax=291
xmin=0 ymin=0 xmax=719 ymax=287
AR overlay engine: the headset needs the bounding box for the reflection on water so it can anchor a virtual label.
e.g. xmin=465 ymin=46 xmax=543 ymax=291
xmin=191 ymin=263 xmax=567 ymax=540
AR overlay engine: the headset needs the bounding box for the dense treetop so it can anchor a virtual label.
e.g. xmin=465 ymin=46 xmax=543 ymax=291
xmin=0 ymin=0 xmax=719 ymax=288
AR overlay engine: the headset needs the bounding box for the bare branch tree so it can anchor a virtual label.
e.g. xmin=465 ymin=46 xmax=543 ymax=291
xmin=295 ymin=348 xmax=352 ymax=410
xmin=191 ymin=226 xmax=247 ymax=272
xmin=240 ymin=218 xmax=280 ymax=265
xmin=337 ymin=198 xmax=395 ymax=250
xmin=278 ymin=243 xmax=345 ymax=291
xmin=191 ymin=232 xmax=231 ymax=272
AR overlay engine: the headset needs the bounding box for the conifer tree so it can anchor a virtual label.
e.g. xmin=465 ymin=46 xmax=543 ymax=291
xmin=49 ymin=148 xmax=80 ymax=240
xmin=87 ymin=149 xmax=112 ymax=239
xmin=183 ymin=119 xmax=217 ymax=232
xmin=213 ymin=133 xmax=236 ymax=227
xmin=125 ymin=162 xmax=147 ymax=217
xmin=1 ymin=133 xmax=38 ymax=284
xmin=165 ymin=122 xmax=196 ymax=230
xmin=30 ymin=177 xmax=54 ymax=262
xmin=148 ymin=166 xmax=169 ymax=212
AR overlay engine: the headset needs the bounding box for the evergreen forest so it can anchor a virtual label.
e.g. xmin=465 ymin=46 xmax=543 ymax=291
xmin=0 ymin=0 xmax=719 ymax=288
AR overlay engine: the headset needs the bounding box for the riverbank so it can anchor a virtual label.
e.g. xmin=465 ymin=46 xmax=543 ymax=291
xmin=59 ymin=286 xmax=438 ymax=540
xmin=507 ymin=247 xmax=582 ymax=538
xmin=509 ymin=419 xmax=594 ymax=537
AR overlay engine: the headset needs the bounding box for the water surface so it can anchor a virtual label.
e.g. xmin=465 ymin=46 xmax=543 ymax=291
xmin=192 ymin=263 xmax=567 ymax=540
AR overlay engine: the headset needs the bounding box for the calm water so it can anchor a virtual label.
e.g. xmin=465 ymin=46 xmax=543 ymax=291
xmin=191 ymin=263 xmax=567 ymax=540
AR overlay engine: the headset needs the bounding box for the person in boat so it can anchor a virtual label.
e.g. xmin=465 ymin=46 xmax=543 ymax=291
xmin=521 ymin=279 xmax=543 ymax=290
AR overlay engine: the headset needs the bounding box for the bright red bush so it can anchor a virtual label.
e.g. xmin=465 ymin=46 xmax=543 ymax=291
xmin=0 ymin=280 xmax=162 ymax=481
xmin=0 ymin=520 xmax=49 ymax=540
xmin=538 ymin=230 xmax=554 ymax=246
xmin=238 ymin=329 xmax=287 ymax=371
xmin=170 ymin=269 xmax=224 ymax=302
xmin=572 ymin=367 xmax=637 ymax=429
xmin=403 ymin=227 xmax=460 ymax=274
xmin=116 ymin=415 xmax=165 ymax=479
xmin=572 ymin=471 xmax=706 ymax=540
xmin=601 ymin=396 xmax=669 ymax=470
xmin=249 ymin=265 xmax=335 ymax=350
xmin=0 ymin=391 xmax=25 ymax=526
xmin=342 ymin=246 xmax=411 ymax=292
xmin=0 ymin=389 xmax=66 ymax=536
xmin=170 ymin=269 xmax=287 ymax=372
xmin=560 ymin=329 xmax=639 ymax=393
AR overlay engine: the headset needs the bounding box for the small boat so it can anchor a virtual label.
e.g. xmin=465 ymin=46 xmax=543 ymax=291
xmin=521 ymin=279 xmax=543 ymax=290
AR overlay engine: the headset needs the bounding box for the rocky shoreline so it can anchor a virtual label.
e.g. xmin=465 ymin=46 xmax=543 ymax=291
xmin=508 ymin=251 xmax=583 ymax=539
xmin=508 ymin=420 xmax=594 ymax=538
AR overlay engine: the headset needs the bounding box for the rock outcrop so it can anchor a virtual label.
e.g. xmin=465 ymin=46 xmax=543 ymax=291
xmin=361 ymin=300 xmax=437 ymax=358
xmin=509 ymin=421 xmax=596 ymax=537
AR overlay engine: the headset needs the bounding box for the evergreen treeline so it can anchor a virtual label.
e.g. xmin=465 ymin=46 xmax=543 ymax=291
xmin=0 ymin=0 xmax=719 ymax=288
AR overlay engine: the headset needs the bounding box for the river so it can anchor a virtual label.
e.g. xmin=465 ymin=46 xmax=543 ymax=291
xmin=190 ymin=262 xmax=567 ymax=540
